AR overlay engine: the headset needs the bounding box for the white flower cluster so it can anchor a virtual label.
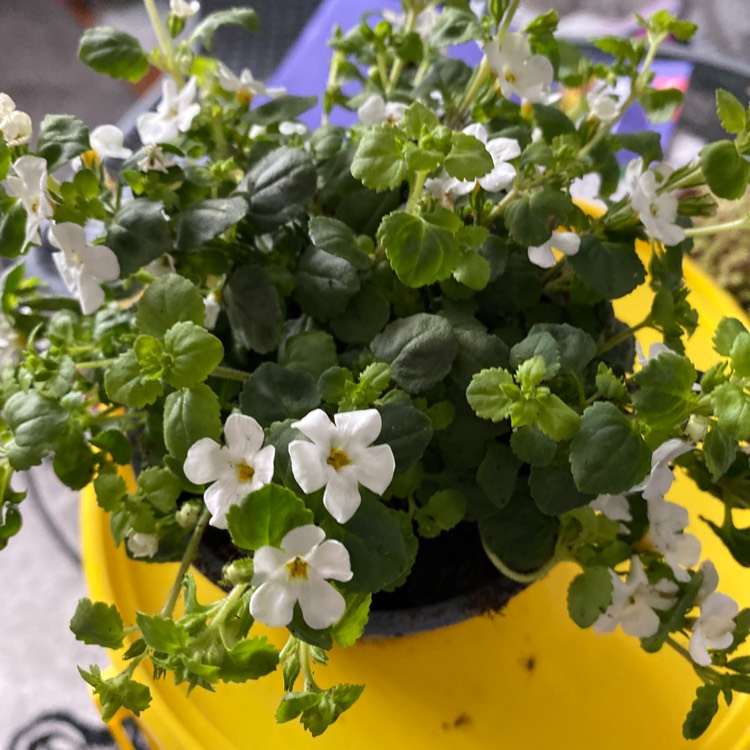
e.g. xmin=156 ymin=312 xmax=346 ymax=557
xmin=0 ymin=94 xmax=31 ymax=147
xmin=183 ymin=408 xmax=396 ymax=630
xmin=591 ymin=437 xmax=739 ymax=666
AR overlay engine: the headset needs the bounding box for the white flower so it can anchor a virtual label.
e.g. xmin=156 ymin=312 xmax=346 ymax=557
xmin=587 ymin=86 xmax=620 ymax=123
xmin=632 ymin=438 xmax=692 ymax=502
xmin=625 ymin=157 xmax=684 ymax=246
xmin=249 ymin=524 xmax=353 ymax=629
xmin=217 ymin=62 xmax=286 ymax=106
xmin=357 ymin=94 xmax=407 ymax=126
xmin=5 ymin=155 xmax=53 ymax=248
xmin=289 ymin=408 xmax=396 ymax=524
xmin=145 ymin=253 xmax=176 ymax=277
xmin=382 ymin=7 xmax=438 ymax=41
xmin=644 ymin=496 xmax=701 ymax=582
xmin=483 ymin=32 xmax=554 ymax=103
xmin=697 ymin=559 xmax=720 ymax=604
xmin=0 ymin=93 xmax=15 ymax=117
xmin=689 ymin=591 xmax=738 ymax=666
xmin=279 ymin=121 xmax=307 ymax=137
xmin=170 ymin=0 xmax=200 ymax=18
xmin=591 ymin=493 xmax=631 ymax=523
xmin=137 ymin=144 xmax=174 ymax=173
xmin=89 ymin=124 xmax=132 ymax=161
xmin=136 ymin=77 xmax=200 ymax=146
xmin=1 ymin=110 xmax=32 ymax=147
xmin=48 ymin=222 xmax=120 ymax=315
xmin=570 ymin=173 xmax=606 ymax=212
xmin=593 ymin=556 xmax=678 ymax=638
xmin=127 ymin=532 xmax=159 ymax=559
xmin=527 ymin=230 xmax=580 ymax=269
xmin=183 ymin=413 xmax=275 ymax=529
xmin=204 ymin=291 xmax=220 ymax=329
xmin=636 ymin=341 xmax=674 ymax=367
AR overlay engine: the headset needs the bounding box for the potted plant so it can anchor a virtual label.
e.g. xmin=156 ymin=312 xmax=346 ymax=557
xmin=2 ymin=0 xmax=750 ymax=744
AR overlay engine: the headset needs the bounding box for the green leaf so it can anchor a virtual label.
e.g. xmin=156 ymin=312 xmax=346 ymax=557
xmin=136 ymin=274 xmax=205 ymax=338
xmin=375 ymin=402 xmax=433 ymax=472
xmin=78 ymin=26 xmax=149 ymax=82
xmin=79 ymin=665 xmax=151 ymax=722
xmin=450 ymin=327 xmax=509 ymax=388
xmin=631 ymin=352 xmax=697 ymax=426
xmin=330 ymin=285 xmax=390 ymax=344
xmin=570 ymin=402 xmax=651 ymax=495
xmin=93 ymin=473 xmax=128 ymax=512
xmin=400 ymin=102 xmax=439 ymax=140
xmin=138 ymin=467 xmax=182 ymax=513
xmin=276 ymin=692 xmax=321 ymax=723
xmin=280 ymin=331 xmax=338 ymax=381
xmin=444 ymin=132 xmax=493 ymax=181
xmin=308 ymin=216 xmax=370 ymax=270
xmin=245 ymin=95 xmax=318 ymax=126
xmin=331 ymin=593 xmax=371 ymax=648
xmin=730 ymin=331 xmax=750 ymax=377
xmin=37 ymin=115 xmax=90 ymax=172
xmin=504 ymin=191 xmax=572 ymax=247
xmin=0 ymin=138 xmax=10 ymax=181
xmin=300 ymin=684 xmax=365 ymax=736
xmin=321 ymin=495 xmax=414 ymax=593
xmin=227 ymin=485 xmax=313 ymax=551
xmin=0 ymin=196 xmax=27 ymax=258
xmin=190 ymin=8 xmax=259 ymax=50
xmin=639 ymin=87 xmax=683 ymax=124
xmin=430 ymin=7 xmax=483 ymax=45
xmin=295 ymin=246 xmax=360 ymax=319
xmin=700 ymin=140 xmax=750 ymax=200
xmin=90 ymin=430 xmax=132 ymax=465
xmin=107 ymin=200 xmax=172 ymax=277
xmin=371 ymin=313 xmax=457 ymax=393
xmin=136 ymin=612 xmax=189 ymax=654
xmin=377 ymin=210 xmax=462 ymax=287
xmin=510 ymin=425 xmax=557 ymax=466
xmin=466 ymin=367 xmax=518 ymax=422
xmin=477 ymin=442 xmax=521 ymax=509
xmin=716 ymin=89 xmax=747 ymax=135
xmin=351 ymin=126 xmax=407 ymax=192
xmin=219 ymin=637 xmax=279 ymax=682
xmin=614 ymin=131 xmax=663 ymax=167
xmin=175 ymin=196 xmax=248 ymax=253
xmin=239 ymin=362 xmax=320 ymax=427
xmin=705 ymin=514 xmax=750 ymax=567
xmin=70 ymin=598 xmax=125 ymax=649
xmin=530 ymin=451 xmax=593 ymax=514
xmin=163 ymin=321 xmax=224 ymax=388
xmin=134 ymin=334 xmax=165 ymax=377
xmin=569 ymin=235 xmax=646 ymax=300
xmin=567 ymin=567 xmax=613 ymax=627
xmin=242 ymin=147 xmax=316 ymax=229
xmin=480 ymin=486 xmax=560 ymax=574
xmin=595 ymin=362 xmax=629 ymax=401
xmin=163 ymin=384 xmax=222 ymax=461
xmin=104 ymin=351 xmax=163 ymax=408
xmin=414 ymin=489 xmax=466 ymax=538
xmin=703 ymin=424 xmax=737 ymax=483
xmin=714 ymin=318 xmax=747 ymax=356
xmin=510 ymin=331 xmax=561 ymax=378
xmin=54 ymin=429 xmax=97 ymax=490
xmin=712 ymin=383 xmax=750 ymax=441
xmin=528 ymin=323 xmax=597 ymax=374
xmin=682 ymin=685 xmax=720 ymax=740
xmin=536 ymin=395 xmax=581 ymax=441
xmin=224 ymin=263 xmax=283 ymax=353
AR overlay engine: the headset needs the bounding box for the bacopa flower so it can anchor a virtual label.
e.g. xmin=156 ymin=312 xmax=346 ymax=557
xmin=644 ymin=496 xmax=701 ymax=582
xmin=483 ymin=32 xmax=554 ymax=103
xmin=632 ymin=438 xmax=692 ymax=503
xmin=289 ymin=408 xmax=395 ymax=524
xmin=5 ymin=155 xmax=53 ymax=248
xmin=136 ymin=77 xmax=200 ymax=146
xmin=357 ymin=94 xmax=407 ymax=126
xmin=593 ymin=556 xmax=678 ymax=638
xmin=625 ymin=157 xmax=685 ymax=246
xmin=127 ymin=532 xmax=159 ymax=559
xmin=590 ymin=493 xmax=632 ymax=523
xmin=217 ymin=63 xmax=286 ymax=106
xmin=689 ymin=591 xmax=738 ymax=666
xmin=250 ymin=524 xmax=352 ymax=629
xmin=137 ymin=144 xmax=174 ymax=173
xmin=0 ymin=93 xmax=32 ymax=147
xmin=170 ymin=0 xmax=200 ymax=18
xmin=527 ymin=230 xmax=580 ymax=269
xmin=90 ymin=124 xmax=133 ymax=161
xmin=48 ymin=222 xmax=120 ymax=315
xmin=183 ymin=413 xmax=275 ymax=529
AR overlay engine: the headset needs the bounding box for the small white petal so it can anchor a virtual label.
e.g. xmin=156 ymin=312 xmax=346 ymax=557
xmin=306 ymin=539 xmax=353 ymax=581
xmin=323 ymin=472 xmax=363 ymax=523
xmin=224 ymin=413 xmax=266 ymax=461
xmin=527 ymin=243 xmax=556 ymax=268
xmin=297 ymin=576 xmax=347 ymax=629
xmin=349 ymin=444 xmax=395 ymax=495
xmin=293 ymin=408 xmax=336 ymax=445
xmin=281 ymin=524 xmax=326 ymax=556
xmin=333 ymin=408 xmax=383 ymax=448
xmin=251 ymin=546 xmax=290 ymax=583
xmin=250 ymin=581 xmax=297 ymax=626
xmin=183 ymin=439 xmax=230 ymax=484
xmin=289 ymin=439 xmax=330 ymax=493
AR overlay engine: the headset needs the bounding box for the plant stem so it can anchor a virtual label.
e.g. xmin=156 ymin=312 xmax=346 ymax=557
xmin=684 ymin=215 xmax=750 ymax=238
xmin=300 ymin=641 xmax=321 ymax=692
xmin=596 ymin=320 xmax=650 ymax=355
xmin=142 ymin=0 xmax=182 ymax=84
xmin=376 ymin=52 xmax=390 ymax=92
xmin=483 ymin=184 xmax=518 ymax=224
xmin=211 ymin=364 xmax=251 ymax=382
xmin=77 ymin=358 xmax=117 ymax=369
xmin=209 ymin=584 xmax=248 ymax=632
xmin=386 ymin=6 xmax=418 ymax=93
xmin=406 ymin=170 xmax=428 ymax=214
xmin=161 ymin=508 xmax=211 ymax=618
xmin=453 ymin=56 xmax=490 ymax=124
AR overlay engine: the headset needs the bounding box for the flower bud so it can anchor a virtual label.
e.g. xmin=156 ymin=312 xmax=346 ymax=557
xmin=685 ymin=414 xmax=709 ymax=443
xmin=176 ymin=501 xmax=201 ymax=528
xmin=223 ymin=557 xmax=255 ymax=585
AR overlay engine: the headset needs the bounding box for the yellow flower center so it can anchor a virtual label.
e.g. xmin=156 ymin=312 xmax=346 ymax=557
xmin=503 ymin=67 xmax=517 ymax=85
xmin=237 ymin=462 xmax=255 ymax=482
xmin=237 ymin=90 xmax=253 ymax=107
xmin=326 ymin=448 xmax=350 ymax=471
xmin=81 ymin=149 xmax=99 ymax=169
xmin=286 ymin=556 xmax=309 ymax=579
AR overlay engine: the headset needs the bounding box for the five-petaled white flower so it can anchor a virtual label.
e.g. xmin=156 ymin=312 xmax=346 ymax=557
xmin=127 ymin=532 xmax=159 ymax=559
xmin=593 ymin=556 xmax=678 ymax=638
xmin=90 ymin=124 xmax=133 ymax=161
xmin=527 ymin=230 xmax=580 ymax=269
xmin=0 ymin=93 xmax=32 ymax=147
xmin=289 ymin=408 xmax=395 ymax=524
xmin=170 ymin=0 xmax=200 ymax=18
xmin=48 ymin=222 xmax=120 ymax=315
xmin=357 ymin=94 xmax=407 ymax=126
xmin=183 ymin=413 xmax=275 ymax=529
xmin=644 ymin=496 xmax=701 ymax=582
xmin=137 ymin=77 xmax=200 ymax=146
xmin=625 ymin=157 xmax=684 ymax=246
xmin=483 ymin=32 xmax=554 ymax=103
xmin=689 ymin=591 xmax=738 ymax=666
xmin=250 ymin=524 xmax=352 ymax=629
xmin=217 ymin=62 xmax=286 ymax=106
xmin=6 ymin=155 xmax=53 ymax=248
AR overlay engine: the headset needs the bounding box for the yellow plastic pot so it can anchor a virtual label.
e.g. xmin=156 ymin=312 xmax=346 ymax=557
xmin=82 ymin=256 xmax=750 ymax=750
